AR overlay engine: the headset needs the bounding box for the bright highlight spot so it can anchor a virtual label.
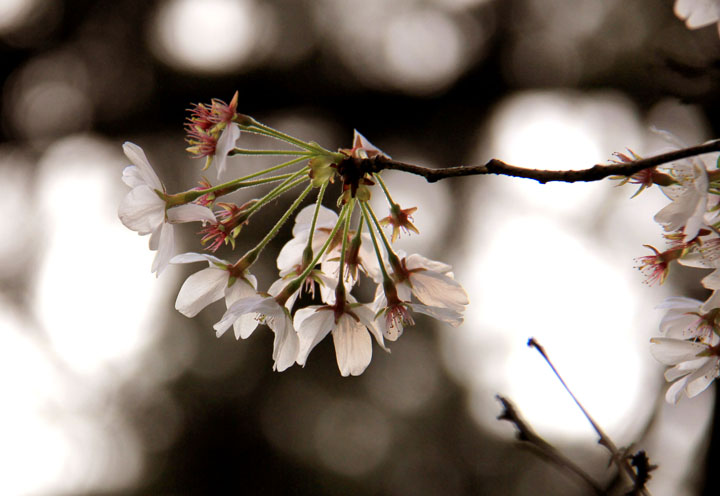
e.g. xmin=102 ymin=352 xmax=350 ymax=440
xmin=383 ymin=9 xmax=464 ymax=94
xmin=442 ymin=91 xmax=656 ymax=442
xmin=0 ymin=0 xmax=40 ymax=33
xmin=0 ymin=137 xmax=176 ymax=494
xmin=0 ymin=135 xmax=182 ymax=495
xmin=33 ymin=136 xmax=171 ymax=376
xmin=152 ymin=0 xmax=262 ymax=73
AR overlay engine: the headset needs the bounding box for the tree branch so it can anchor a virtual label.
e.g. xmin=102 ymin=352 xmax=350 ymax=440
xmin=496 ymin=395 xmax=607 ymax=495
xmin=527 ymin=338 xmax=652 ymax=496
xmin=366 ymin=139 xmax=720 ymax=184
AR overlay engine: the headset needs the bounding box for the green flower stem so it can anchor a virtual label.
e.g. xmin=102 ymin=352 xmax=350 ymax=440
xmin=239 ymin=117 xmax=326 ymax=153
xmin=238 ymin=183 xmax=314 ymax=269
xmin=293 ymin=203 xmax=350 ymax=285
xmin=364 ymin=200 xmax=401 ymax=269
xmin=244 ymin=168 xmax=310 ymax=218
xmin=232 ymin=156 xmax=309 ymax=183
xmin=303 ymin=182 xmax=329 ymax=267
xmin=336 ymin=199 xmax=356 ymax=293
xmin=350 ymin=214 xmax=364 ymax=248
xmin=374 ymin=173 xmax=397 ymax=207
xmin=359 ymin=201 xmax=391 ymax=283
xmin=229 ymin=148 xmax=314 ymax=156
xmin=166 ymin=158 xmax=309 ymax=206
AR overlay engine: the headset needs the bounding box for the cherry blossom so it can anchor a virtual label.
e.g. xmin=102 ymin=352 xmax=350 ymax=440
xmin=118 ymin=142 xmax=216 ymax=276
xmin=380 ymin=204 xmax=419 ymax=243
xmin=374 ymin=291 xmax=464 ymax=341
xmin=657 ymin=296 xmax=717 ymax=339
xmin=650 ymin=335 xmax=720 ymax=403
xmin=185 ymin=93 xmax=242 ymax=179
xmin=170 ymin=253 xmax=258 ymax=339
xmin=390 ymin=253 xmax=469 ymax=313
xmin=294 ymin=302 xmax=387 ymax=376
xmin=675 ymin=0 xmax=720 ymax=34
xmin=654 ymin=161 xmax=709 ymax=242
xmin=214 ymin=294 xmax=299 ymax=371
xmin=276 ymin=204 xmax=340 ymax=275
xmin=340 ymin=130 xmax=390 ymax=160
xmin=277 ymin=204 xmax=381 ymax=290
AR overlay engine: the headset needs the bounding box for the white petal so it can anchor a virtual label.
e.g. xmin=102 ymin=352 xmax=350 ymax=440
xmin=122 ymin=165 xmax=146 ymax=189
xmin=359 ymin=236 xmax=383 ymax=283
xmin=409 ymin=303 xmax=464 ymax=327
xmin=149 ymin=222 xmax=161 ymax=250
xmin=213 ymin=124 xmax=241 ymax=179
xmin=654 ymin=190 xmax=700 ymax=232
xmin=654 ymin=165 xmax=709 ymax=241
xmin=175 ymin=267 xmax=228 ymax=317
xmin=151 ymin=222 xmax=174 ymax=276
xmin=675 ymin=0 xmax=720 ymax=28
xmin=118 ymin=185 xmax=165 ymax=234
xmin=269 ymin=311 xmax=298 ymax=372
xmin=352 ymin=129 xmax=389 ymax=159
xmin=665 ymin=364 xmax=692 ymax=382
xmin=656 ymin=296 xmax=704 ymax=309
xmin=376 ymin=309 xmax=404 ymax=342
xmin=677 ymin=250 xmax=716 ymax=268
xmin=333 ymin=314 xmax=372 ymax=376
xmin=702 ymin=290 xmax=720 ymax=313
xmin=122 ymin=142 xmax=162 ymax=191
xmin=214 ymin=294 xmax=270 ymax=336
xmin=405 ymin=253 xmax=452 ymax=273
xmin=685 ymin=358 xmax=719 ymax=397
xmin=167 ymin=204 xmax=216 ymax=224
xmin=649 ymin=338 xmax=708 ymax=365
xmin=225 ymin=277 xmax=259 ymax=339
xmin=170 ymin=252 xmax=227 ymax=266
xmin=409 ymin=270 xmax=468 ymax=311
xmin=666 ymin=376 xmax=689 ymax=404
xmin=268 ymin=277 xmax=300 ymax=310
xmin=354 ymin=304 xmax=388 ymax=351
xmin=702 ymin=269 xmax=720 ymax=290
xmin=277 ymin=236 xmax=307 ymax=272
xmin=295 ymin=307 xmax=334 ymax=366
xmin=292 ymin=204 xmax=338 ymax=237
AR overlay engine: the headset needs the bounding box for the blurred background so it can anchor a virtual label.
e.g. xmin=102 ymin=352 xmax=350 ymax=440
xmin=2 ymin=0 xmax=720 ymax=494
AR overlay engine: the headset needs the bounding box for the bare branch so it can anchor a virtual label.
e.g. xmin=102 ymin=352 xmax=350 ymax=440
xmin=527 ymin=338 xmax=652 ymax=496
xmin=365 ymin=139 xmax=720 ymax=184
xmin=496 ymin=395 xmax=606 ymax=495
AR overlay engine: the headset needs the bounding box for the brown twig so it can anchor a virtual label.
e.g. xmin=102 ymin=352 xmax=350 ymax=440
xmin=527 ymin=338 xmax=652 ymax=496
xmin=365 ymin=139 xmax=720 ymax=184
xmin=496 ymin=395 xmax=607 ymax=495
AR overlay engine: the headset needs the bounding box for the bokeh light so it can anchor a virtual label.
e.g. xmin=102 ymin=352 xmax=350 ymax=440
xmin=151 ymin=0 xmax=272 ymax=74
xmin=0 ymin=0 xmax=43 ymax=33
xmin=0 ymin=135 xmax=187 ymax=495
xmin=441 ymin=90 xmax=664 ymax=442
xmin=314 ymin=0 xmax=489 ymax=94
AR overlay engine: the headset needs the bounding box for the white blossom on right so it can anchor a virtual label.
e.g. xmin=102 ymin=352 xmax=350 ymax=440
xmin=650 ymin=335 xmax=720 ymax=403
xmin=654 ymin=161 xmax=710 ymax=242
xmin=675 ymin=0 xmax=720 ymax=35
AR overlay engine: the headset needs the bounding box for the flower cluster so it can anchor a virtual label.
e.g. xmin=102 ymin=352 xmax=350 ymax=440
xmin=621 ymin=142 xmax=720 ymax=402
xmin=118 ymin=95 xmax=469 ymax=376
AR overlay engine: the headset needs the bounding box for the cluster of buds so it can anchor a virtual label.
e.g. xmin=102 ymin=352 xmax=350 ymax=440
xmin=118 ymin=93 xmax=469 ymax=376
xmin=618 ymin=144 xmax=720 ymax=402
